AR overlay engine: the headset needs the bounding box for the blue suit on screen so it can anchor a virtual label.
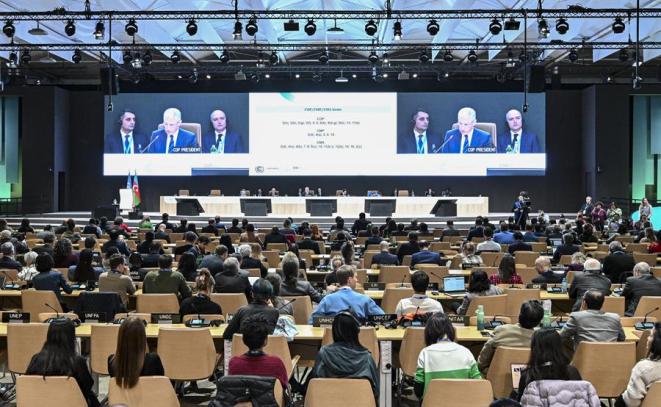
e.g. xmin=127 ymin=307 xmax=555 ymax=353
xmin=104 ymin=132 xmax=148 ymax=154
xmin=397 ymin=132 xmax=443 ymax=154
xmin=497 ymin=131 xmax=541 ymax=153
xmin=201 ymin=132 xmax=246 ymax=153
xmin=440 ymin=128 xmax=493 ymax=153
xmin=146 ymin=128 xmax=198 ymax=153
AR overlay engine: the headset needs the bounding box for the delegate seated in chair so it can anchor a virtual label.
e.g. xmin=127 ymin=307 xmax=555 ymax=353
xmin=147 ymin=108 xmax=198 ymax=153
xmin=441 ymin=107 xmax=493 ymax=153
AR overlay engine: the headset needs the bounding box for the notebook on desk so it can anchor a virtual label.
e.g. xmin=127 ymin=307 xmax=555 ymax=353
xmin=442 ymin=276 xmax=466 ymax=296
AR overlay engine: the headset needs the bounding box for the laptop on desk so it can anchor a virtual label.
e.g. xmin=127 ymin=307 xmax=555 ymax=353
xmin=442 ymin=276 xmax=466 ymax=296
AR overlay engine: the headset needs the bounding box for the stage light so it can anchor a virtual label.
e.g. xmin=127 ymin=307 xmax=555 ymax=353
xmin=8 ymin=51 xmax=17 ymax=68
xmin=304 ymin=19 xmax=316 ymax=35
xmin=3 ymin=21 xmax=14 ymax=38
xmin=467 ymin=50 xmax=478 ymax=63
xmin=295 ymin=73 xmax=300 ymax=78
xmin=419 ymin=51 xmax=429 ymax=63
xmin=125 ymin=19 xmax=138 ymax=36
xmin=427 ymin=19 xmax=439 ymax=36
xmin=612 ymin=17 xmax=625 ymax=34
xmin=264 ymin=73 xmax=271 ymax=79
xmin=489 ymin=18 xmax=502 ymax=35
xmin=64 ymin=19 xmax=76 ymax=36
xmin=220 ymin=50 xmax=230 ymax=63
xmin=556 ymin=18 xmax=569 ymax=35
xmin=443 ymin=50 xmax=454 ymax=62
xmin=319 ymin=51 xmax=329 ymax=64
xmin=368 ymin=51 xmax=379 ymax=64
xmin=94 ymin=20 xmax=104 ymax=39
xmin=72 ymin=48 xmax=82 ymax=63
xmin=504 ymin=18 xmax=520 ymax=31
xmin=233 ymin=21 xmax=242 ymax=40
xmin=245 ymin=18 xmax=258 ymax=36
xmin=327 ymin=19 xmax=343 ymax=34
xmin=123 ymin=51 xmax=132 ymax=65
xmin=142 ymin=50 xmax=152 ymax=65
xmin=269 ymin=51 xmax=279 ymax=64
xmin=412 ymin=73 xmax=418 ymax=78
xmin=364 ymin=19 xmax=377 ymax=36
xmin=568 ymin=48 xmax=578 ymax=63
xmin=185 ymin=19 xmax=197 ymax=36
xmin=284 ymin=20 xmax=299 ymax=31
xmin=618 ymin=48 xmax=629 ymax=62
xmin=352 ymin=74 xmax=357 ymax=78
xmin=170 ymin=50 xmax=180 ymax=63
xmin=382 ymin=73 xmax=388 ymax=78
xmin=20 ymin=49 xmax=30 ymax=65
xmin=382 ymin=52 xmax=389 ymax=64
xmin=206 ymin=74 xmax=211 ymax=79
xmin=537 ymin=19 xmax=550 ymax=38
xmin=393 ymin=21 xmax=402 ymax=41
xmin=131 ymin=53 xmax=142 ymax=69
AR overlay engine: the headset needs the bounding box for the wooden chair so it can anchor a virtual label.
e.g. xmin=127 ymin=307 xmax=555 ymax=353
xmin=415 ymin=265 xmax=449 ymax=284
xmin=321 ymin=327 xmax=379 ymax=364
xmin=516 ymin=267 xmax=538 ymax=284
xmin=466 ymin=294 xmax=508 ymax=317
xmin=305 ymin=378 xmax=376 ymax=407
xmin=480 ymin=252 xmax=504 ymax=267
xmin=232 ymin=334 xmax=300 ymax=379
xmin=514 ymin=251 xmax=539 ymax=267
xmin=108 ymin=376 xmax=179 ymax=407
xmin=559 ymin=255 xmax=573 ymax=266
xmin=504 ymin=289 xmax=541 ymax=319
xmin=355 ymin=268 xmax=368 ymax=284
xmin=602 ymin=296 xmax=625 ymax=316
xmin=381 ymin=287 xmax=414 ymax=314
xmin=263 ymin=250 xmax=281 ymax=268
xmin=530 ymin=242 xmax=547 ymax=253
xmin=8 ymin=323 xmax=49 ymax=375
xmin=486 ymin=346 xmax=531 ymax=398
xmin=634 ymin=297 xmax=661 ymax=321
xmin=633 ymin=253 xmax=658 ymax=267
xmin=90 ymin=324 xmax=120 ymax=376
xmin=398 ymin=327 xmax=426 ymax=382
xmin=16 ymin=376 xmax=87 ymax=407
xmin=429 ymin=241 xmax=451 ymax=252
xmin=267 ymin=243 xmax=288 ymax=252
xmin=571 ymin=341 xmax=635 ymax=399
xmin=281 ymin=296 xmax=313 ymax=325
xmin=245 ymin=268 xmax=261 ymax=278
xmin=158 ymin=328 xmax=218 ymax=381
xmin=113 ymin=313 xmax=151 ymax=323
xmin=299 ymin=249 xmax=314 ymax=269
xmin=625 ymin=243 xmax=649 ymax=254
xmin=636 ymin=328 xmax=652 ymax=362
xmin=422 ymin=379 xmax=494 ymax=407
xmin=210 ymin=293 xmax=248 ymax=318
xmin=641 ymin=381 xmax=661 ymax=407
xmin=22 ymin=290 xmax=63 ymax=322
xmin=362 ymin=251 xmax=379 ymax=268
xmin=378 ymin=266 xmax=411 ymax=284
xmin=136 ymin=294 xmax=179 ymax=314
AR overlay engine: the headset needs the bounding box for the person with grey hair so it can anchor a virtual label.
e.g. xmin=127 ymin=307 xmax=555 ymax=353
xmin=238 ymin=244 xmax=267 ymax=278
xmin=0 ymin=241 xmax=21 ymax=271
xmin=622 ymin=262 xmax=661 ymax=316
xmin=202 ymin=109 xmax=245 ymax=153
xmin=603 ymin=240 xmax=636 ymax=283
xmin=560 ymin=289 xmax=625 ymax=349
xmin=147 ymin=107 xmax=198 ymax=153
xmin=213 ymin=256 xmax=252 ymax=301
xmin=441 ymin=106 xmax=493 ymax=153
xmin=18 ymin=251 xmax=39 ymax=281
xmin=279 ymin=255 xmax=322 ymax=303
xmin=568 ymin=259 xmax=612 ymax=312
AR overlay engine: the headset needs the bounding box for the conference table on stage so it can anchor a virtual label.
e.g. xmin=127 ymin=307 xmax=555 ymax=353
xmin=159 ymin=195 xmax=489 ymax=217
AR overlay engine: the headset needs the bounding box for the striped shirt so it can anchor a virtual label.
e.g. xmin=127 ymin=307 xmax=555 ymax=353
xmin=415 ymin=341 xmax=481 ymax=395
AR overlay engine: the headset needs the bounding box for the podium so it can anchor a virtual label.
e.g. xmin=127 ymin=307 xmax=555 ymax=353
xmin=431 ymin=199 xmax=457 ymax=217
xmin=365 ymin=199 xmax=396 ymax=216
xmin=306 ymin=199 xmax=337 ymax=216
xmin=176 ymin=198 xmax=204 ymax=216
xmin=240 ymin=199 xmax=271 ymax=216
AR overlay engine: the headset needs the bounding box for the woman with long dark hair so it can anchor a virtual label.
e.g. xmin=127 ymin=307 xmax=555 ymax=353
xmin=53 ymin=237 xmax=78 ymax=268
xmin=26 ymin=319 xmax=100 ymax=406
xmin=70 ymin=249 xmax=103 ymax=282
xmin=489 ymin=254 xmax=522 ymax=285
xmin=516 ymin=329 xmax=581 ymax=401
xmin=456 ymin=269 xmax=503 ymax=315
xmin=617 ymin=322 xmax=661 ymax=406
xmin=177 ymin=252 xmax=198 ymax=282
xmin=279 ymin=255 xmax=322 ymax=303
xmin=108 ymin=317 xmax=164 ymax=388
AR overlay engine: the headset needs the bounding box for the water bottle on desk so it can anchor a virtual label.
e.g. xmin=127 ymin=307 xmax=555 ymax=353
xmin=561 ymin=277 xmax=568 ymax=293
xmin=542 ymin=300 xmax=552 ymax=328
xmin=476 ymin=305 xmax=485 ymax=331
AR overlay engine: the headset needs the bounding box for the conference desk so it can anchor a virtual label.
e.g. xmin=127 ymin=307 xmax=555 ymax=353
xmin=159 ymin=195 xmax=489 ymax=217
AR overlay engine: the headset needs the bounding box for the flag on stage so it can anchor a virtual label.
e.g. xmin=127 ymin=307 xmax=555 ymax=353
xmin=132 ymin=171 xmax=141 ymax=207
xmin=126 ymin=173 xmax=132 ymax=189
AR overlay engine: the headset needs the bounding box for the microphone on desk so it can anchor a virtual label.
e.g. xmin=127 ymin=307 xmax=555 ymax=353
xmin=635 ymin=306 xmax=659 ymax=330
xmin=140 ymin=133 xmax=160 ymax=153
xmin=44 ymin=302 xmax=60 ymax=319
xmin=277 ymin=298 xmax=297 ymax=311
xmin=485 ymin=315 xmax=505 ymax=330
xmin=432 ymin=134 xmax=456 ymax=154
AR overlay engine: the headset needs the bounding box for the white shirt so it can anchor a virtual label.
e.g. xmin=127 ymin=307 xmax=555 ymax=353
xmin=214 ymin=131 xmax=226 ymax=153
xmin=510 ymin=130 xmax=522 ymax=153
xmin=459 ymin=129 xmax=474 ymax=155
xmin=414 ymin=131 xmax=427 ymax=154
xmin=165 ymin=130 xmax=179 ymax=155
xmin=395 ymin=294 xmax=444 ymax=317
xmin=120 ymin=131 xmax=134 ymax=154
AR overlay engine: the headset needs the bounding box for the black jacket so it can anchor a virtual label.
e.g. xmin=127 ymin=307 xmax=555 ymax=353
xmin=212 ymin=375 xmax=282 ymax=407
xmin=622 ymin=275 xmax=661 ymax=316
xmin=222 ymin=302 xmax=279 ymax=340
xmin=569 ymin=271 xmax=612 ymax=311
xmin=241 ymin=257 xmax=268 ymax=278
xmin=552 ymin=244 xmax=580 ymax=263
xmin=179 ymin=294 xmax=222 ymax=318
xmin=372 ymin=252 xmax=399 ymax=266
xmin=397 ymin=241 xmax=420 ymax=263
xmin=218 ymin=235 xmax=236 ymax=254
xmin=297 ymin=238 xmax=321 ymax=254
xmin=214 ymin=271 xmax=253 ymax=302
xmin=508 ymin=241 xmax=533 ymax=254
xmin=264 ymin=233 xmax=287 ymax=246
xmin=603 ymin=251 xmax=636 ymax=283
xmin=280 ymin=279 xmax=323 ymax=303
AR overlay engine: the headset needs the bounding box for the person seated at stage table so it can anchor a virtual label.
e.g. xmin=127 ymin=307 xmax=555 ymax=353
xmin=372 ymin=241 xmax=400 ymax=267
xmin=497 ymin=108 xmax=541 ymax=154
xmin=411 ymin=240 xmax=443 ymax=268
xmin=239 ymin=244 xmax=268 ymax=278
xmin=27 ymin=318 xmax=100 ymax=407
xmin=32 ymin=252 xmax=73 ymax=304
xmin=395 ymin=271 xmax=443 ymax=318
xmin=179 ymin=269 xmax=221 ymax=318
xmin=0 ymin=241 xmax=22 ymax=271
xmin=602 ymin=241 xmax=636 ymax=283
xmin=310 ymin=266 xmax=384 ymax=322
xmin=476 ymin=228 xmax=501 ymax=254
xmin=364 ymin=226 xmax=383 ymax=248
xmin=622 ymin=262 xmax=661 ymax=316
xmin=560 ymin=289 xmax=625 ymax=349
xmin=223 ymin=278 xmax=280 ymax=341
xmin=142 ymin=255 xmax=192 ymax=300
xmin=493 ymin=223 xmax=516 ymax=245
xmin=297 ymin=229 xmax=321 ymax=254
xmin=264 ymin=226 xmax=287 ymax=248
xmin=567 ymin=251 xmax=587 ymax=272
xmin=455 ymin=269 xmax=503 ymax=315
xmin=397 ymin=232 xmax=421 ymax=264
xmin=440 ymin=107 xmax=493 ymax=154
xmin=280 ymin=255 xmax=322 ymax=303
xmin=488 ymin=254 xmax=523 ymax=285
xmin=70 ymin=249 xmax=104 ymax=282
xmin=414 ymin=312 xmax=481 ymax=401
xmin=568 ymin=259 xmax=611 ymax=312
xmin=531 ymin=257 xmax=563 ymax=284
xmin=153 ymin=224 xmax=171 ymax=244
xmin=239 ymin=224 xmax=263 ymax=247
xmin=202 ymin=109 xmax=245 ymax=153
xmin=214 ymin=257 xmax=252 ymax=301
xmin=459 ymin=242 xmax=483 ymax=267
xmin=307 ymin=310 xmax=380 ymax=402
xmin=147 ymin=108 xmax=198 ymax=153
xmin=617 ymin=322 xmax=661 ymax=407
xmin=478 ymin=300 xmax=544 ymax=376
xmin=508 ymin=232 xmax=533 ymax=255
xmin=551 ymin=233 xmax=580 ymax=263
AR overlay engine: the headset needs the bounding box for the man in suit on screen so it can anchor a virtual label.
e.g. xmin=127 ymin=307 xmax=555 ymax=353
xmin=440 ymin=107 xmax=493 ymax=153
xmin=201 ymin=109 xmax=246 ymax=153
xmin=497 ymin=109 xmax=541 ymax=153
xmin=397 ymin=108 xmax=442 ymax=154
xmin=104 ymin=109 xmax=148 ymax=154
xmin=147 ymin=107 xmax=199 ymax=153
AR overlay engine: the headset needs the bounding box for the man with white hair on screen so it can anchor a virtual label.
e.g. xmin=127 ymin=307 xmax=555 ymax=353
xmin=147 ymin=107 xmax=199 ymax=153
xmin=440 ymin=107 xmax=493 ymax=153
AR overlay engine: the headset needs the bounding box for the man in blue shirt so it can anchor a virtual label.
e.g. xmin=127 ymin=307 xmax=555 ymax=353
xmin=310 ymin=266 xmax=384 ymax=323
xmin=410 ymin=240 xmax=443 ymax=268
xmin=493 ymin=223 xmax=516 ymax=245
